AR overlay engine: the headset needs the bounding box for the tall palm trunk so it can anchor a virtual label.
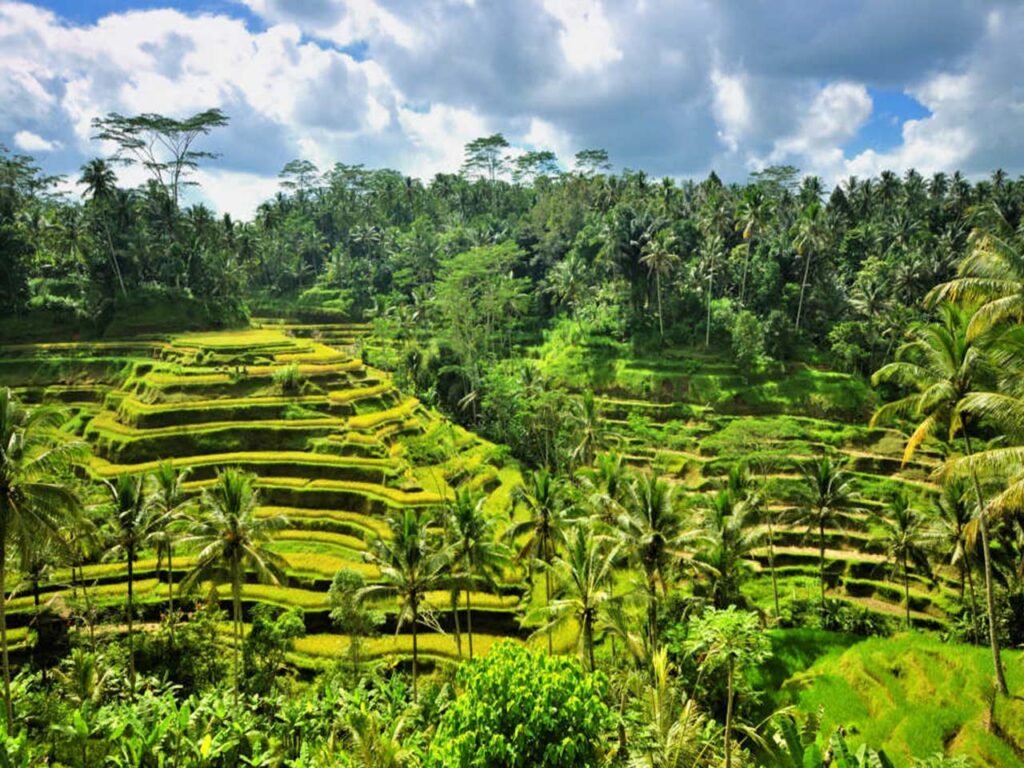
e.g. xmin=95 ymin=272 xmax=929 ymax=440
xmin=167 ymin=547 xmax=175 ymax=643
xmin=903 ymin=551 xmax=911 ymax=630
xmin=767 ymin=516 xmax=780 ymax=617
xmin=411 ymin=597 xmax=419 ymax=700
xmin=585 ymin=615 xmax=596 ymax=673
xmin=466 ymin=587 xmax=474 ymax=660
xmin=724 ymin=657 xmax=735 ymax=768
xmin=646 ymin=575 xmax=658 ymax=653
xmin=740 ymin=238 xmax=753 ymax=305
xmin=451 ymin=588 xmax=462 ymax=658
xmin=795 ymin=252 xmax=812 ymax=331
xmin=655 ymin=271 xmax=665 ymax=342
xmin=232 ymin=572 xmax=242 ymax=705
xmin=705 ymin=268 xmax=713 ymax=347
xmin=818 ymin=520 xmax=827 ymax=613
xmin=0 ymin=519 xmax=12 ymax=735
xmin=545 ymin=564 xmax=553 ymax=656
xmin=127 ymin=543 xmax=135 ymax=694
xmin=963 ymin=430 xmax=1009 ymax=695
xmin=965 ymin=562 xmax=980 ymax=644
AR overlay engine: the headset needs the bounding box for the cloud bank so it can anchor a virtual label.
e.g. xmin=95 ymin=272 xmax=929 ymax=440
xmin=0 ymin=0 xmax=1019 ymax=217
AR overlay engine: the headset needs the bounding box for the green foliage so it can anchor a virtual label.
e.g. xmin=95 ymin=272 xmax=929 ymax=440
xmin=427 ymin=642 xmax=612 ymax=767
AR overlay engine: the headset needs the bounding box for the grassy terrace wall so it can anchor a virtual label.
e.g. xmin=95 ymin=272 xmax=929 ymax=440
xmin=5 ymin=322 xmax=527 ymax=668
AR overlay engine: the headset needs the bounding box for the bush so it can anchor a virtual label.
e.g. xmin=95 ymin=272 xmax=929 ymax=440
xmin=272 ymin=363 xmax=303 ymax=394
xmin=426 ymin=641 xmax=612 ymax=768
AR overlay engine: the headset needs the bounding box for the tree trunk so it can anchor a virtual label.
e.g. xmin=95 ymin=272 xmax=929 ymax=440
xmin=411 ymin=599 xmax=419 ymax=701
xmin=0 ymin=524 xmax=12 ymax=735
xmin=964 ymin=430 xmax=1009 ymax=695
xmin=545 ymin=567 xmax=553 ymax=656
xmin=705 ymin=269 xmax=713 ymax=347
xmin=451 ymin=588 xmax=462 ymax=659
xmin=127 ymin=545 xmax=135 ymax=695
xmin=233 ymin=566 xmax=242 ymax=705
xmin=740 ymin=238 xmax=752 ymax=305
xmin=795 ymin=252 xmax=812 ymax=331
xmin=724 ymin=657 xmax=735 ymax=768
xmin=585 ymin=616 xmax=595 ymax=673
xmin=466 ymin=586 xmax=474 ymax=661
xmin=903 ymin=551 xmax=911 ymax=630
xmin=768 ymin=517 xmax=780 ymax=618
xmin=655 ymin=271 xmax=665 ymax=342
xmin=966 ymin=561 xmax=980 ymax=645
xmin=819 ymin=521 xmax=827 ymax=613
xmin=647 ymin=576 xmax=658 ymax=653
xmin=167 ymin=547 xmax=175 ymax=644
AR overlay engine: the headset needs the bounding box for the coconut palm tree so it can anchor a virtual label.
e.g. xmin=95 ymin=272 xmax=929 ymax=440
xmin=538 ymin=521 xmax=618 ymax=672
xmin=617 ymin=474 xmax=702 ymax=652
xmin=446 ymin=488 xmax=509 ymax=659
xmin=696 ymin=489 xmax=761 ymax=609
xmin=790 ymin=201 xmax=829 ymax=332
xmin=871 ymin=303 xmax=1008 ymax=693
xmin=0 ymin=388 xmax=85 ymax=732
xmin=179 ymin=469 xmax=288 ymax=702
xmin=640 ymin=230 xmax=680 ymax=341
xmin=699 ymin=232 xmax=724 ymax=347
xmin=508 ymin=469 xmax=575 ymax=654
xmin=735 ymin=186 xmax=772 ymax=306
xmin=928 ymin=223 xmax=1024 ymax=340
xmin=877 ymin=494 xmax=932 ymax=629
xmin=794 ymin=457 xmax=861 ymax=612
xmin=361 ymin=508 xmax=447 ymax=699
xmin=146 ymin=463 xmax=193 ymax=640
xmin=569 ymin=391 xmax=604 ymax=469
xmin=103 ymin=473 xmax=160 ymax=692
xmin=929 ymin=478 xmax=980 ymax=640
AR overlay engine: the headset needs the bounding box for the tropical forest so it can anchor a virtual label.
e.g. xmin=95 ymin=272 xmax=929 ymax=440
xmin=2 ymin=3 xmax=1024 ymax=766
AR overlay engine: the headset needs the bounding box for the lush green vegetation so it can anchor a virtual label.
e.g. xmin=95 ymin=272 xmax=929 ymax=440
xmin=4 ymin=112 xmax=1024 ymax=766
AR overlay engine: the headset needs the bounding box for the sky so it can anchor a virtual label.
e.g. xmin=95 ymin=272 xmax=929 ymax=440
xmin=2 ymin=0 xmax=1022 ymax=218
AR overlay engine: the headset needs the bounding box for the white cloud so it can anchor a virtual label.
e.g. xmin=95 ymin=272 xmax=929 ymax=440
xmin=13 ymin=129 xmax=60 ymax=152
xmin=710 ymin=67 xmax=751 ymax=153
xmin=396 ymin=102 xmax=489 ymax=179
xmin=541 ymin=0 xmax=621 ymax=73
xmin=192 ymin=168 xmax=281 ymax=220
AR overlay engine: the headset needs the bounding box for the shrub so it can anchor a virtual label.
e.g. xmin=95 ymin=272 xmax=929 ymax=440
xmin=426 ymin=641 xmax=612 ymax=768
xmin=272 ymin=363 xmax=303 ymax=394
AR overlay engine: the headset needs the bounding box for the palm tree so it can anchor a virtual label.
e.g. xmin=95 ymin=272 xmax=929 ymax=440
xmin=696 ymin=489 xmax=761 ymax=609
xmin=629 ymin=648 xmax=715 ymax=768
xmin=146 ymin=463 xmax=193 ymax=640
xmin=569 ymin=391 xmax=604 ymax=469
xmin=0 ymin=389 xmax=85 ymax=732
xmin=103 ymin=473 xmax=159 ymax=692
xmin=871 ymin=303 xmax=1008 ymax=693
xmin=929 ymin=478 xmax=980 ymax=640
xmin=640 ymin=231 xmax=680 ymax=341
xmin=735 ymin=187 xmax=772 ymax=306
xmin=180 ymin=469 xmax=288 ymax=702
xmin=617 ymin=474 xmax=698 ymax=652
xmin=361 ymin=508 xmax=447 ymax=699
xmin=446 ymin=488 xmax=509 ymax=659
xmin=508 ymin=469 xmax=574 ymax=654
xmin=928 ymin=224 xmax=1024 ymax=340
xmin=699 ymin=232 xmax=724 ymax=347
xmin=539 ymin=521 xmax=618 ymax=672
xmin=877 ymin=494 xmax=931 ymax=629
xmin=795 ymin=457 xmax=861 ymax=612
xmin=790 ymin=201 xmax=828 ymax=332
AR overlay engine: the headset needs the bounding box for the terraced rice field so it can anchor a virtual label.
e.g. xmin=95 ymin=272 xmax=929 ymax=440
xmin=550 ymin=345 xmax=958 ymax=629
xmin=6 ymin=321 xmax=525 ymax=668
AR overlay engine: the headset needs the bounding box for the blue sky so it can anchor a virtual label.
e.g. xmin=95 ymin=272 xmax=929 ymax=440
xmin=1 ymin=0 xmax=1019 ymax=217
